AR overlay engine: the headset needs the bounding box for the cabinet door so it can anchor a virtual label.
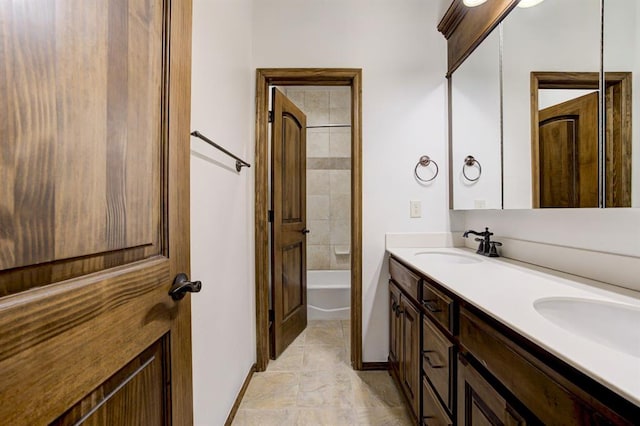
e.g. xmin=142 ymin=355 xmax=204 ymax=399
xmin=389 ymin=282 xmax=402 ymax=374
xmin=458 ymin=354 xmax=527 ymax=426
xmin=402 ymin=296 xmax=421 ymax=418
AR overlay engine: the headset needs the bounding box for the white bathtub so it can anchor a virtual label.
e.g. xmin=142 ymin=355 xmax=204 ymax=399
xmin=307 ymin=270 xmax=351 ymax=320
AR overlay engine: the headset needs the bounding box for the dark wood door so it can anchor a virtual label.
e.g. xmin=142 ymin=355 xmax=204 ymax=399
xmin=401 ymin=296 xmax=421 ymax=418
xmin=458 ymin=355 xmax=527 ymax=426
xmin=270 ymin=88 xmax=308 ymax=359
xmin=538 ymin=92 xmax=598 ymax=208
xmin=389 ymin=282 xmax=402 ymax=374
xmin=0 ymin=1 xmax=194 ymax=424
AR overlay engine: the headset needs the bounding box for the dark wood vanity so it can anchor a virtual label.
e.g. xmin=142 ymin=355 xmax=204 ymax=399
xmin=388 ymin=255 xmax=639 ymax=425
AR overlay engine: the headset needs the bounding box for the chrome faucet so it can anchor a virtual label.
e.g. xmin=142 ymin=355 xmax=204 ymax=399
xmin=463 ymin=227 xmax=502 ymax=257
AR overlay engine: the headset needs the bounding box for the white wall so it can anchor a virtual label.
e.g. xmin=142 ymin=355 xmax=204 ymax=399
xmin=451 ymin=29 xmax=502 ymax=210
xmin=252 ymin=0 xmax=454 ymax=362
xmin=190 ymin=0 xmax=255 ymax=424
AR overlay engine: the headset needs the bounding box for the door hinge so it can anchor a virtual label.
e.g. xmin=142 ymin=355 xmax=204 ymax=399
xmin=268 ymin=210 xmax=274 ymax=222
xmin=269 ymin=309 xmax=274 ymax=322
xmin=268 ymin=111 xmax=274 ymax=123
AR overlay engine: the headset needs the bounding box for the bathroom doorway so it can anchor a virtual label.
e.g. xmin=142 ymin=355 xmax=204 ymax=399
xmin=254 ymin=69 xmax=363 ymax=371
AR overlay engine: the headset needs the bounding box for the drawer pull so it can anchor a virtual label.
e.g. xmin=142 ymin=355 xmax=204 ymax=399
xmin=423 ymin=299 xmax=442 ymax=313
xmin=423 ymin=350 xmax=445 ymax=368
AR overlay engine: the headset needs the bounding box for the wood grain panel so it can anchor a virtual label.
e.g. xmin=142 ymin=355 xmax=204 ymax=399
xmin=282 ymin=113 xmax=303 ymax=222
xmin=0 ymin=1 xmax=57 ymax=270
xmin=54 ymin=0 xmax=108 ymax=259
xmin=0 ymin=0 xmax=164 ymax=295
xmin=166 ymin=0 xmax=195 ymax=423
xmin=126 ymin=0 xmax=163 ymax=247
xmin=539 ymin=118 xmax=577 ymax=208
xmin=52 ymin=337 xmax=169 ymax=426
xmin=282 ymin=243 xmax=303 ymax=317
xmin=438 ymin=0 xmax=518 ymax=75
xmin=459 ymin=308 xmax=633 ymax=425
xmin=0 ymin=258 xmax=171 ymax=425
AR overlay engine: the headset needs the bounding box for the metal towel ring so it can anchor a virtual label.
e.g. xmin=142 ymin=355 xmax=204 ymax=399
xmin=462 ymin=155 xmax=482 ymax=182
xmin=414 ymin=155 xmax=439 ymax=182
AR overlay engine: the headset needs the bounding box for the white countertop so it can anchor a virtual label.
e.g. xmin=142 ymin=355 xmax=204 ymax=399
xmin=386 ymin=247 xmax=640 ymax=407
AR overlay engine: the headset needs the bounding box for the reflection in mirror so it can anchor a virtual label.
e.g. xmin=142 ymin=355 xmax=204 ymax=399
xmin=604 ymin=0 xmax=639 ymax=207
xmin=451 ymin=29 xmax=501 ymax=210
xmin=537 ymin=88 xmax=599 ymax=208
xmin=502 ymin=0 xmax=601 ymax=209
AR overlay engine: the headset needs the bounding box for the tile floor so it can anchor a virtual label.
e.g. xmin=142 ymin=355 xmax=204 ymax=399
xmin=232 ymin=320 xmax=413 ymax=426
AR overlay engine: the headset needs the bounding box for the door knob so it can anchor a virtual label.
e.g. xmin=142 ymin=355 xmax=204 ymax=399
xmin=169 ymin=273 xmax=202 ymax=301
xmin=301 ymin=228 xmax=310 ymax=234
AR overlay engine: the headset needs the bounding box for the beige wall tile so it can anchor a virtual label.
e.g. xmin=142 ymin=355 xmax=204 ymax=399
xmin=307 ymin=195 xmax=329 ymax=220
xmin=330 ymin=194 xmax=350 ymax=220
xmin=329 ymin=87 xmax=351 ymax=109
xmin=307 ymin=245 xmax=330 ymax=270
xmin=284 ymin=89 xmax=305 ymax=110
xmin=330 ymin=247 xmax=350 ymax=270
xmin=330 ymin=170 xmax=351 ymax=195
xmin=329 ymin=106 xmax=350 ymax=124
xmin=329 ymin=128 xmax=351 ymax=158
xmin=330 ymin=220 xmax=350 ymax=245
xmin=305 ymin=90 xmax=329 ymax=126
xmin=306 ymin=170 xmax=329 ymax=196
xmin=307 ymin=220 xmax=329 ymax=245
xmin=306 ymin=128 xmax=329 ymax=157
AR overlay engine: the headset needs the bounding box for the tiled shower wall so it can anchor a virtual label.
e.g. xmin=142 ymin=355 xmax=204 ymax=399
xmin=283 ymin=87 xmax=351 ymax=270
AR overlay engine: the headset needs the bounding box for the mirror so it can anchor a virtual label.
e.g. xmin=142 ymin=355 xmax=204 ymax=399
xmin=450 ymin=0 xmax=637 ymax=210
xmin=502 ymin=0 xmax=602 ymax=209
xmin=603 ymin=0 xmax=639 ymax=207
xmin=451 ymin=29 xmax=502 ymax=210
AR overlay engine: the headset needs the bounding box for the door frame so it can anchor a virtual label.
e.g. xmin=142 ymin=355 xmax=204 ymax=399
xmin=254 ymin=68 xmax=363 ymax=371
xmin=530 ymin=71 xmax=632 ymax=208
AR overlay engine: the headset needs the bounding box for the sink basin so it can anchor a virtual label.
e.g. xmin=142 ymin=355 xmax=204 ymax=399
xmin=414 ymin=251 xmax=482 ymax=264
xmin=534 ymin=297 xmax=640 ymax=358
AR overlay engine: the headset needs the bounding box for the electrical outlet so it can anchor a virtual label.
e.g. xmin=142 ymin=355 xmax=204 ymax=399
xmin=410 ymin=200 xmax=422 ymax=218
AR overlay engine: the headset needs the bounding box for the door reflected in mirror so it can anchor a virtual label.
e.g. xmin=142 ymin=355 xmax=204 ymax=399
xmin=530 ymin=72 xmax=631 ymax=208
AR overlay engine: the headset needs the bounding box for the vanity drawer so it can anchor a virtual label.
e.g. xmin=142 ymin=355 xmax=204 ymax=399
xmin=389 ymin=257 xmax=420 ymax=302
xmin=459 ymin=307 xmax=633 ymax=425
xmin=423 ymin=317 xmax=455 ymax=413
xmin=422 ymin=280 xmax=454 ymax=333
xmin=422 ymin=376 xmax=452 ymax=426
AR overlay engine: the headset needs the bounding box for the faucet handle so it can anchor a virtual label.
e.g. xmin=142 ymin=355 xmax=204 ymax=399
xmin=474 ymin=238 xmax=485 ymax=254
xmin=488 ymin=241 xmax=502 ymax=257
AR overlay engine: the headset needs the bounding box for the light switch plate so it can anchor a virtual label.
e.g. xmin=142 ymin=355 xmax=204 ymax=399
xmin=410 ymin=200 xmax=422 ymax=218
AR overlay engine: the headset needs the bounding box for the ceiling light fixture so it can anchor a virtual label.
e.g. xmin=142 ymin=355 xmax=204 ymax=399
xmin=518 ymin=0 xmax=545 ymax=8
xmin=463 ymin=0 xmax=488 ymax=7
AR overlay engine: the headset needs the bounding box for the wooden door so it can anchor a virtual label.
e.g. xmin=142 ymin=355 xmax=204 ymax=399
xmin=389 ymin=282 xmax=402 ymax=374
xmin=401 ymin=296 xmax=421 ymax=418
xmin=537 ymin=92 xmax=598 ymax=208
xmin=458 ymin=355 xmax=527 ymax=426
xmin=0 ymin=1 xmax=194 ymax=424
xmin=270 ymin=88 xmax=308 ymax=359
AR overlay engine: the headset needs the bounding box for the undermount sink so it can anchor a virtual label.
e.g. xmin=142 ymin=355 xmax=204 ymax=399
xmin=534 ymin=297 xmax=640 ymax=358
xmin=413 ymin=251 xmax=482 ymax=264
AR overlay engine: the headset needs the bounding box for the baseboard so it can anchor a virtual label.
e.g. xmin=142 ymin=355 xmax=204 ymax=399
xmin=361 ymin=361 xmax=389 ymax=371
xmin=224 ymin=363 xmax=257 ymax=426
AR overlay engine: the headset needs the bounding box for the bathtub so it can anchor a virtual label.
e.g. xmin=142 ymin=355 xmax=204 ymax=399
xmin=307 ymin=270 xmax=351 ymax=320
